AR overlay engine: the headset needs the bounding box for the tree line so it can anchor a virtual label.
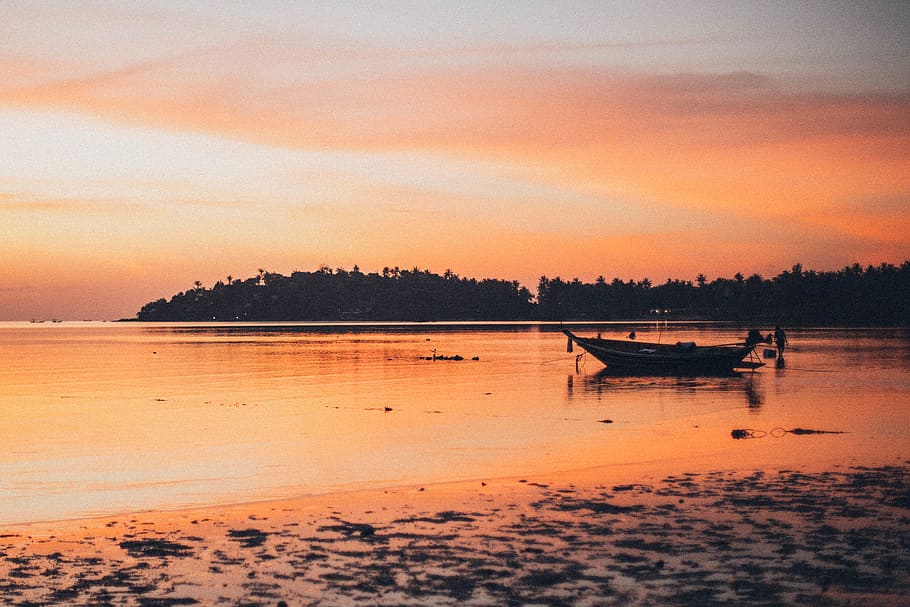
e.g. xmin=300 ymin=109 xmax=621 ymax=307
xmin=536 ymin=262 xmax=909 ymax=325
xmin=137 ymin=266 xmax=535 ymax=322
xmin=136 ymin=261 xmax=910 ymax=325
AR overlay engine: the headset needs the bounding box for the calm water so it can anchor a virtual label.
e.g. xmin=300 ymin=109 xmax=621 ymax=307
xmin=1 ymin=322 xmax=908 ymax=525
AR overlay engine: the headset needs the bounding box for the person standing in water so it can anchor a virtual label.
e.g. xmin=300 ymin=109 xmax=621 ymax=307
xmin=774 ymin=325 xmax=788 ymax=358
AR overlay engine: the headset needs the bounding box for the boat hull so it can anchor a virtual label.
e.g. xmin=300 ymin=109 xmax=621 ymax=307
xmin=564 ymin=330 xmax=761 ymax=375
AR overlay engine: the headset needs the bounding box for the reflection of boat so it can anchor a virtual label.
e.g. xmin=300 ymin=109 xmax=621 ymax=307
xmin=564 ymin=330 xmax=763 ymax=375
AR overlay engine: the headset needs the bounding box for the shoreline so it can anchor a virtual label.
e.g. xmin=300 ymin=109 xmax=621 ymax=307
xmin=6 ymin=449 xmax=888 ymax=532
xmin=3 ymin=460 xmax=908 ymax=606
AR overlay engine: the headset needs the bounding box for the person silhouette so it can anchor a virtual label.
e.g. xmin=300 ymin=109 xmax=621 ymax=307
xmin=774 ymin=325 xmax=788 ymax=358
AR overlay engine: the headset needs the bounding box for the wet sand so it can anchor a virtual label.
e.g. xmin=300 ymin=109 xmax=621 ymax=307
xmin=2 ymin=463 xmax=908 ymax=606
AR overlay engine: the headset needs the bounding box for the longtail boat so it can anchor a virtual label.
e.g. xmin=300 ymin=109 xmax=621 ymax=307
xmin=564 ymin=329 xmax=764 ymax=374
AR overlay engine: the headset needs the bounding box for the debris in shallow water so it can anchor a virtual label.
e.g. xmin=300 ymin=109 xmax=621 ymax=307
xmin=731 ymin=427 xmax=846 ymax=439
xmin=318 ymin=519 xmax=376 ymax=538
xmin=421 ymin=352 xmax=476 ymax=361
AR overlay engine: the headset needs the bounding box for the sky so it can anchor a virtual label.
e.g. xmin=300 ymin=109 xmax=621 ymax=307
xmin=2 ymin=1 xmax=908 ymax=320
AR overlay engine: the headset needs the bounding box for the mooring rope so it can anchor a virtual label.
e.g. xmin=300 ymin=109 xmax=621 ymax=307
xmin=539 ymin=353 xmax=584 ymax=365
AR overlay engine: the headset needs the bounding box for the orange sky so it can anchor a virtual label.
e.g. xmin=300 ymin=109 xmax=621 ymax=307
xmin=1 ymin=2 xmax=908 ymax=319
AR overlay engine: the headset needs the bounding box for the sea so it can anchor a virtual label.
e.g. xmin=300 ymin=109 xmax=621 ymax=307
xmin=1 ymin=321 xmax=908 ymax=526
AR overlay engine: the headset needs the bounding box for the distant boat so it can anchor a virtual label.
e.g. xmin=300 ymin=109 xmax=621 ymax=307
xmin=563 ymin=330 xmax=764 ymax=375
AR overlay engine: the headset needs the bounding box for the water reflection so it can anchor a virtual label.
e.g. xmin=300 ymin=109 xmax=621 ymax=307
xmin=568 ymin=368 xmax=765 ymax=408
xmin=3 ymin=322 xmax=908 ymax=525
xmin=140 ymin=321 xmax=544 ymax=338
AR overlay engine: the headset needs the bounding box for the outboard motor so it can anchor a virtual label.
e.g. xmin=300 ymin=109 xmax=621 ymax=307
xmin=746 ymin=329 xmax=764 ymax=346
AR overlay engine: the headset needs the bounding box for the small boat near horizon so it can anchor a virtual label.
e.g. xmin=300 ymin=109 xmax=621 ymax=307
xmin=563 ymin=329 xmax=764 ymax=375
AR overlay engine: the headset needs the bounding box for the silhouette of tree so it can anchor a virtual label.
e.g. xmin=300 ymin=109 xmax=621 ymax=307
xmin=135 ymin=262 xmax=909 ymax=325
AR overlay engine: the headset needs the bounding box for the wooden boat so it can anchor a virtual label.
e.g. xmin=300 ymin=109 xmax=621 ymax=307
xmin=564 ymin=330 xmax=764 ymax=374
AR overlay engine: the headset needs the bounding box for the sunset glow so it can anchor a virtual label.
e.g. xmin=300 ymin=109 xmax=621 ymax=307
xmin=2 ymin=1 xmax=908 ymax=319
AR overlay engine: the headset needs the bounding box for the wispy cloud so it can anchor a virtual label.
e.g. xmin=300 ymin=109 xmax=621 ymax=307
xmin=3 ymin=44 xmax=906 ymax=250
xmin=4 ymin=40 xmax=906 ymax=152
xmin=0 ymin=191 xmax=143 ymax=213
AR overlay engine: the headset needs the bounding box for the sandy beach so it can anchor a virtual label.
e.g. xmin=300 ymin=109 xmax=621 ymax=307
xmin=2 ymin=461 xmax=908 ymax=606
